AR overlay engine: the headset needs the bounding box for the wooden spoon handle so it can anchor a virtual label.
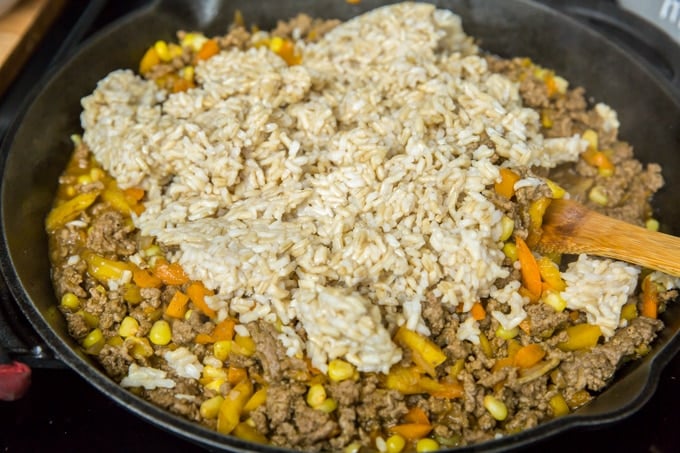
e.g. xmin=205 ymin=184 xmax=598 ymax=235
xmin=538 ymin=199 xmax=680 ymax=277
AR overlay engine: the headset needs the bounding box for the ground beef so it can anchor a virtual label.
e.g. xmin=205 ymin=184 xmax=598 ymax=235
xmin=98 ymin=344 xmax=133 ymax=380
xmin=524 ymin=303 xmax=569 ymax=338
xmin=143 ymin=378 xmax=202 ymax=421
xmin=559 ymin=317 xmax=663 ymax=393
xmin=85 ymin=209 xmax=136 ymax=256
xmin=52 ymin=260 xmax=87 ymax=298
xmin=423 ymin=291 xmax=446 ymax=336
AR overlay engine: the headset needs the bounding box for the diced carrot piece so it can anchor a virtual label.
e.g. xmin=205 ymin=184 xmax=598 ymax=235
xmin=153 ymin=260 xmax=190 ymax=285
xmin=641 ymin=275 xmax=658 ymax=319
xmin=492 ymin=357 xmax=515 ymax=372
xmin=516 ymin=236 xmax=542 ymax=301
xmin=187 ymin=282 xmax=217 ymax=318
xmin=494 ymin=168 xmax=521 ymax=199
xmin=513 ymin=344 xmax=546 ymax=368
xmin=166 ymin=291 xmax=189 ymax=318
xmin=123 ymin=187 xmax=145 ymax=203
xmin=227 ymin=366 xmax=248 ymax=385
xmin=426 ymin=380 xmax=464 ymax=399
xmin=133 ymin=268 xmax=162 ymax=289
xmin=404 ymin=407 xmax=430 ymax=425
xmin=470 ymin=302 xmax=486 ymax=321
xmin=194 ymin=333 xmax=215 ymax=344
xmin=389 ymin=424 xmax=433 ymax=440
xmin=196 ymin=39 xmax=220 ymax=60
xmin=212 ymin=318 xmax=236 ymax=342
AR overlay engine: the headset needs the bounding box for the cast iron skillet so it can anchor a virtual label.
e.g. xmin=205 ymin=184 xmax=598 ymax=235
xmin=1 ymin=0 xmax=680 ymax=451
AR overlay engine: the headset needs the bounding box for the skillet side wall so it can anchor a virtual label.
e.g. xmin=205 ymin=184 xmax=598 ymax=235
xmin=0 ymin=0 xmax=679 ymax=451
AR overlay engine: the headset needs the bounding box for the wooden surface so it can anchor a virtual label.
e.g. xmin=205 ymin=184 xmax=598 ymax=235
xmin=0 ymin=0 xmax=65 ymax=96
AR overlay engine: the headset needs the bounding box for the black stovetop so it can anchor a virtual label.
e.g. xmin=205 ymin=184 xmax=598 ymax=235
xmin=0 ymin=1 xmax=678 ymax=452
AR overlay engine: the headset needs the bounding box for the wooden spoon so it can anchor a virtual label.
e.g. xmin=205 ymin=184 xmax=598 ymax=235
xmin=536 ymin=198 xmax=680 ymax=277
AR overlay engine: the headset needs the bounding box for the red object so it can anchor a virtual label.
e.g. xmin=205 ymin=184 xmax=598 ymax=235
xmin=0 ymin=361 xmax=31 ymax=401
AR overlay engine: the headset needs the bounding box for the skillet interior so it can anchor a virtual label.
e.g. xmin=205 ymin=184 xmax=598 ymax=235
xmin=1 ymin=0 xmax=679 ymax=451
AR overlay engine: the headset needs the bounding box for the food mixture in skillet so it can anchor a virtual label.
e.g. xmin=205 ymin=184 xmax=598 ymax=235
xmin=46 ymin=3 xmax=679 ymax=452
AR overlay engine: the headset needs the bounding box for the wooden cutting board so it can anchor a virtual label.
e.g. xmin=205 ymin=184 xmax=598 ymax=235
xmin=0 ymin=0 xmax=65 ymax=96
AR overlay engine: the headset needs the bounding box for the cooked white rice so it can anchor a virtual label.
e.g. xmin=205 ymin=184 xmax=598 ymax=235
xmin=120 ymin=364 xmax=176 ymax=390
xmin=560 ymin=254 xmax=640 ymax=337
xmin=81 ymin=2 xmax=592 ymax=372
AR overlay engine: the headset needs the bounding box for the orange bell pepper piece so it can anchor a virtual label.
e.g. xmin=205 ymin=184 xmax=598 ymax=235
xmin=404 ymin=407 xmax=430 ymax=425
xmin=187 ymin=281 xmax=217 ymax=318
xmin=516 ymin=236 xmax=542 ymax=301
xmin=165 ymin=290 xmax=189 ymax=318
xmin=513 ymin=344 xmax=546 ymax=368
xmin=196 ymin=39 xmax=220 ymax=61
xmin=389 ymin=424 xmax=433 ymax=440
xmin=641 ymin=275 xmax=658 ymax=319
xmin=153 ymin=260 xmax=190 ymax=285
xmin=470 ymin=302 xmax=486 ymax=321
xmin=133 ymin=268 xmax=162 ymax=288
xmin=494 ymin=168 xmax=521 ymax=199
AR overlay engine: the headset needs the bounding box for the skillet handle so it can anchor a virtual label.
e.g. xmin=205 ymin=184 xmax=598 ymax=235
xmin=542 ymin=0 xmax=680 ymax=94
xmin=0 ymin=277 xmax=64 ymax=369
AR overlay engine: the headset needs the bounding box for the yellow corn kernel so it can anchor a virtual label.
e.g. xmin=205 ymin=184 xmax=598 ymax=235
xmin=344 ymin=442 xmax=362 ymax=453
xmin=499 ymin=216 xmax=515 ymax=242
xmin=645 ymin=218 xmax=660 ymax=232
xmin=269 ymin=36 xmax=284 ymax=53
xmin=386 ymin=434 xmax=406 ymax=453
xmin=106 ymin=335 xmax=124 ymax=347
xmin=201 ymin=365 xmax=228 ymax=386
xmin=620 ymin=303 xmax=638 ymax=322
xmin=483 ymin=395 xmax=508 ymax=421
xmin=180 ymin=32 xmax=207 ymax=51
xmin=315 ymin=397 xmax=337 ymax=413
xmin=60 ymin=292 xmax=80 ymax=311
xmin=213 ymin=340 xmax=232 ymax=361
xmin=416 ymin=438 xmax=440 ymax=452
xmin=495 ymin=325 xmax=519 ymax=340
xmin=582 ymin=129 xmax=598 ymax=150
xmin=200 ymin=395 xmax=224 ymax=419
xmin=76 ymin=174 xmax=93 ymax=185
xmin=181 ymin=65 xmax=195 ymax=81
xmin=204 ymin=378 xmax=225 ymax=393
xmin=89 ymin=167 xmax=105 ymax=182
xmin=543 ymin=290 xmax=567 ymax=312
xmin=328 ymin=359 xmax=355 ymax=382
xmin=545 ymin=179 xmax=566 ymax=199
xmin=503 ymin=242 xmax=518 ymax=261
xmin=549 ymin=393 xmax=570 ymax=417
xmin=118 ymin=316 xmax=140 ymax=338
xmin=76 ymin=310 xmax=99 ymax=329
xmin=149 ymin=320 xmax=172 ymax=345
xmin=233 ymin=335 xmax=256 ymax=356
xmin=125 ymin=336 xmax=153 ymax=359
xmin=558 ymin=324 xmax=602 ymax=351
xmin=46 ymin=190 xmax=101 ymax=231
xmin=243 ymin=387 xmax=267 ymax=413
xmin=154 ymin=40 xmax=171 ymax=61
xmin=82 ymin=328 xmax=104 ymax=354
xmin=588 ymin=186 xmax=608 ymax=206
xmin=306 ymin=384 xmax=326 ymax=408
xmin=217 ymin=378 xmax=253 ymax=434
